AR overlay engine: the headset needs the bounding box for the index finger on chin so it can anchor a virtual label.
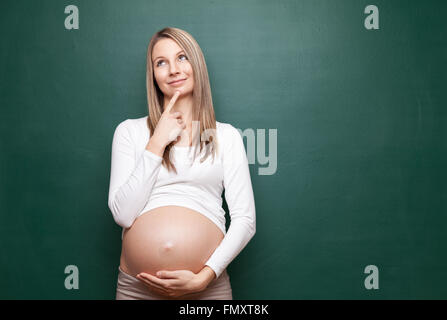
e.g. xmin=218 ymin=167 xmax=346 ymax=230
xmin=164 ymin=90 xmax=181 ymax=114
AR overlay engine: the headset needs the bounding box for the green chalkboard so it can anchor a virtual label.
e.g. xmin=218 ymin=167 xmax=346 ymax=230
xmin=0 ymin=0 xmax=446 ymax=299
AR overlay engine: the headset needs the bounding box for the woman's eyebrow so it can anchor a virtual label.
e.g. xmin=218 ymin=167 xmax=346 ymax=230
xmin=153 ymin=50 xmax=185 ymax=62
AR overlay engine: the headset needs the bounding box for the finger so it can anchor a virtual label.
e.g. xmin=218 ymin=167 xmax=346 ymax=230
xmin=142 ymin=273 xmax=183 ymax=290
xmin=155 ymin=278 xmax=181 ymax=289
xmin=163 ymin=90 xmax=181 ymax=114
xmin=139 ymin=273 xmax=172 ymax=289
xmin=137 ymin=273 xmax=167 ymax=287
xmin=136 ymin=274 xmax=169 ymax=292
xmin=157 ymin=270 xmax=183 ymax=279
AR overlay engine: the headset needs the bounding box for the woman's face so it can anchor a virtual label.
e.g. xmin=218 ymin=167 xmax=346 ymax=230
xmin=152 ymin=38 xmax=194 ymax=97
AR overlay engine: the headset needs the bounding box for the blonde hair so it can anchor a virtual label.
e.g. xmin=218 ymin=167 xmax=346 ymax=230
xmin=146 ymin=27 xmax=218 ymax=173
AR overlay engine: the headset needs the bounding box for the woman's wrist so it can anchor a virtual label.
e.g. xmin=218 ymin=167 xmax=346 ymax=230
xmin=146 ymin=138 xmax=165 ymax=157
xmin=195 ymin=266 xmax=216 ymax=290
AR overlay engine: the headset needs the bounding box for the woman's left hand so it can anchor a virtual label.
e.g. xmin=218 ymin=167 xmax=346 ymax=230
xmin=136 ymin=270 xmax=205 ymax=298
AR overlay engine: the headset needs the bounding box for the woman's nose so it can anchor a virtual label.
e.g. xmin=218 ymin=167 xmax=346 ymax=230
xmin=169 ymin=61 xmax=180 ymax=74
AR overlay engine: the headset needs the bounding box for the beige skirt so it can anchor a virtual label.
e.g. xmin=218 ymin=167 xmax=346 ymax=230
xmin=115 ymin=266 xmax=233 ymax=300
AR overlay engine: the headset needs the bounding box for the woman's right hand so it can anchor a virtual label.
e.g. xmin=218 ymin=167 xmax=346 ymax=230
xmin=149 ymin=90 xmax=187 ymax=151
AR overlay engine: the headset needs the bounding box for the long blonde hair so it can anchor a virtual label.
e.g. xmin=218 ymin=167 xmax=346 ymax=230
xmin=146 ymin=27 xmax=218 ymax=173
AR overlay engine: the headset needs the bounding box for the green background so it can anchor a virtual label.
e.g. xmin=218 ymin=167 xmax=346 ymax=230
xmin=1 ymin=0 xmax=446 ymax=299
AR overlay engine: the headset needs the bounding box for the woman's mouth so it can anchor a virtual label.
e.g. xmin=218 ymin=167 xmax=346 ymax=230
xmin=169 ymin=79 xmax=186 ymax=86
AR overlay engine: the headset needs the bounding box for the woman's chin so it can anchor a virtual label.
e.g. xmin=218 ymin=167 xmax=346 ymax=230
xmin=169 ymin=85 xmax=194 ymax=96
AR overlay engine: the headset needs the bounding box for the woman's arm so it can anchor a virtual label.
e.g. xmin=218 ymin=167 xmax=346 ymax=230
xmin=108 ymin=120 xmax=164 ymax=229
xmin=204 ymin=124 xmax=256 ymax=279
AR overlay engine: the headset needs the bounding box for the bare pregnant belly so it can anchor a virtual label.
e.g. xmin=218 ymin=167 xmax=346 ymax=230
xmin=120 ymin=206 xmax=224 ymax=277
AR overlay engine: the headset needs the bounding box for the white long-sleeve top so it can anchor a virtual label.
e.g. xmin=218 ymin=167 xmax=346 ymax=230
xmin=107 ymin=116 xmax=256 ymax=278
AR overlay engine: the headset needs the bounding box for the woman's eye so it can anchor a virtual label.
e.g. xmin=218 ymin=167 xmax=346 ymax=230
xmin=156 ymin=54 xmax=188 ymax=67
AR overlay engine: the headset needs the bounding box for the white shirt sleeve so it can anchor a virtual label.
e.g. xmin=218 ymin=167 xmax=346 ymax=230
xmin=107 ymin=120 xmax=164 ymax=229
xmin=204 ymin=124 xmax=256 ymax=278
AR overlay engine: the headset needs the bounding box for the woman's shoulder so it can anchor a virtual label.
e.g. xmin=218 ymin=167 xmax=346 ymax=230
xmin=116 ymin=115 xmax=148 ymax=131
xmin=112 ymin=116 xmax=149 ymax=143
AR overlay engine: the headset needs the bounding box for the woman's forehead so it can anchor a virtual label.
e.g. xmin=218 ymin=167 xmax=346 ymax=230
xmin=153 ymin=38 xmax=182 ymax=57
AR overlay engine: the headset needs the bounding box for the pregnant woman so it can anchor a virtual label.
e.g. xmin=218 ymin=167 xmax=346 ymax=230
xmin=107 ymin=27 xmax=256 ymax=300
